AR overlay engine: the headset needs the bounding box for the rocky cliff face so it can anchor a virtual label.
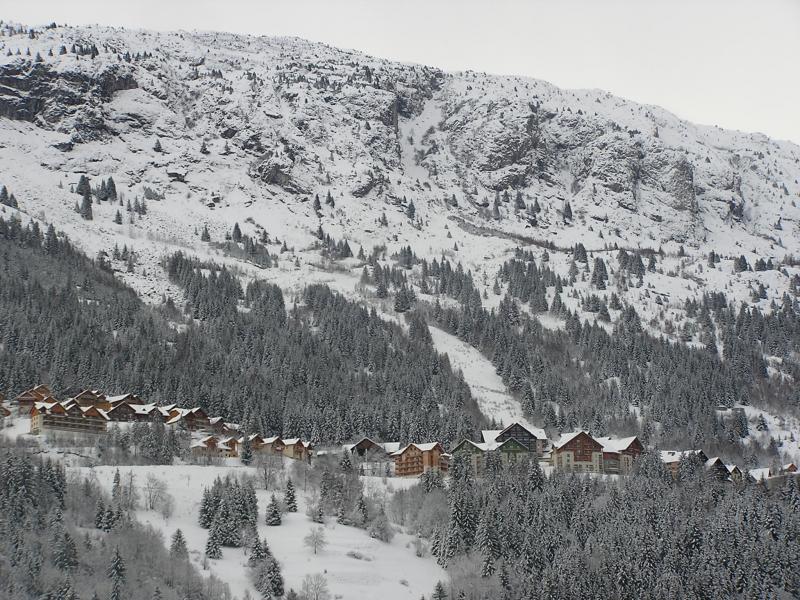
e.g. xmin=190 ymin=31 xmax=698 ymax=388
xmin=0 ymin=24 xmax=797 ymax=315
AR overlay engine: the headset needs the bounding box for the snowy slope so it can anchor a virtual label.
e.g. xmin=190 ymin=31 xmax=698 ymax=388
xmin=79 ymin=464 xmax=445 ymax=600
xmin=0 ymin=21 xmax=799 ymax=420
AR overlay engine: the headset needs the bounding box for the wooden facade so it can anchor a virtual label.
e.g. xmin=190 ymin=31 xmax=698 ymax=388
xmin=552 ymin=431 xmax=604 ymax=473
xmin=596 ymin=436 xmax=644 ymax=475
xmin=452 ymin=437 xmax=530 ymax=476
xmin=30 ymin=402 xmax=108 ymax=435
xmin=493 ymin=423 xmax=548 ymax=456
xmin=0 ymin=404 xmax=10 ymax=419
xmin=282 ymin=438 xmax=312 ymax=461
xmin=392 ymin=442 xmax=448 ymax=477
xmin=13 ymin=384 xmax=54 ymax=415
xmin=106 ymin=402 xmax=139 ymax=422
xmin=69 ymin=389 xmax=109 ymax=409
xmin=191 ymin=435 xmax=238 ymax=458
xmin=661 ymin=450 xmax=709 ymax=479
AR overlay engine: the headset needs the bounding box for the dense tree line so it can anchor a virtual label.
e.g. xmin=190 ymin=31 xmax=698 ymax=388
xmin=0 ymin=448 xmax=229 ymax=600
xmin=0 ymin=216 xmax=482 ymax=446
xmin=425 ymin=250 xmax=799 ymax=462
xmin=411 ymin=454 xmax=800 ymax=600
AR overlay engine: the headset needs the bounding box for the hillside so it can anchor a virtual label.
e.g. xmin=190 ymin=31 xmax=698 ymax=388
xmin=0 ymin=21 xmax=799 ymax=459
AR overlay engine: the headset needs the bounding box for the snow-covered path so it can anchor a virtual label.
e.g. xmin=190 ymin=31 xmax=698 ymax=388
xmin=428 ymin=325 xmax=529 ymax=428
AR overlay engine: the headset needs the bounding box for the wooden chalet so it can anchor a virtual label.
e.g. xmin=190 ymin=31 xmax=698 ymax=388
xmin=0 ymin=404 xmax=11 ymax=419
xmin=552 ymin=431 xmax=604 ymax=473
xmin=191 ymin=435 xmax=239 ymax=458
xmin=596 ymin=436 xmax=644 ymax=475
xmin=68 ymin=389 xmax=109 ymax=409
xmin=105 ymin=402 xmax=139 ymax=422
xmin=30 ymin=401 xmax=109 ymax=435
xmin=725 ymin=464 xmax=744 ymax=482
xmin=344 ymin=437 xmax=386 ymax=457
xmin=166 ymin=407 xmax=211 ymax=431
xmin=704 ymin=457 xmax=731 ymax=481
xmin=392 ymin=442 xmax=448 ymax=477
xmin=660 ymin=450 xmax=709 ymax=479
xmin=342 ymin=437 xmax=399 ymax=476
xmin=483 ymin=422 xmax=548 ymax=456
xmin=262 ymin=435 xmax=286 ymax=455
xmin=106 ymin=393 xmax=145 ymax=408
xmin=130 ymin=403 xmax=165 ymax=422
xmin=452 ymin=437 xmax=530 ymax=476
xmin=12 ymin=384 xmax=54 ymax=415
xmin=282 ymin=438 xmax=312 ymax=461
xmin=242 ymin=433 xmax=266 ymax=452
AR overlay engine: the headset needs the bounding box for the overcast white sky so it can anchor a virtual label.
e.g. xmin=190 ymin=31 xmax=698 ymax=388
xmin=5 ymin=0 xmax=799 ymax=143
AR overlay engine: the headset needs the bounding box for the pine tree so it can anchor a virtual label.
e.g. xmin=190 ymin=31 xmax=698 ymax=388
xmin=563 ymin=201 xmax=573 ymax=222
xmin=53 ymin=531 xmax=78 ymax=572
xmin=284 ymin=479 xmax=298 ymax=513
xmin=432 ymin=581 xmax=448 ymax=600
xmin=266 ymin=494 xmax=282 ymax=526
xmin=107 ymin=177 xmax=117 ymax=201
xmin=266 ymin=557 xmax=284 ymax=597
xmin=80 ymin=187 xmax=93 ymax=220
xmin=201 ymin=225 xmax=211 ymax=242
xmin=94 ymin=500 xmax=106 ymax=529
xmin=205 ymin=525 xmax=222 ymax=559
xmin=240 ymin=436 xmax=253 ymax=465
xmin=107 ymin=547 xmax=126 ymax=600
xmin=406 ymin=200 xmax=416 ymax=220
xmin=170 ymin=529 xmax=188 ymax=558
xmin=114 ymin=210 xmax=123 ymax=225
xmin=153 ymin=138 xmax=163 ymax=153
xmin=232 ymin=222 xmax=242 ymax=243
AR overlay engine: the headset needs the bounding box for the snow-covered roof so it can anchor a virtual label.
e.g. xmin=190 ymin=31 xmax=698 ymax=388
xmin=481 ymin=430 xmax=502 ymax=444
xmin=660 ymin=450 xmax=703 ymax=464
xmin=552 ymin=431 xmax=594 ymax=449
xmin=595 ymin=436 xmax=639 ymax=453
xmin=282 ymin=437 xmax=300 ymax=445
xmin=263 ymin=435 xmax=282 ymax=444
xmin=392 ymin=442 xmax=442 ymax=456
xmin=382 ymin=442 xmax=401 ymax=454
xmin=749 ymin=467 xmax=771 ymax=481
xmin=132 ymin=403 xmax=157 ymax=415
xmin=414 ymin=442 xmax=441 ymax=452
xmin=498 ymin=422 xmax=547 ymax=440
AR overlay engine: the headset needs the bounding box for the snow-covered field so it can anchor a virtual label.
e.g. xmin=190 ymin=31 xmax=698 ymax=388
xmin=77 ymin=464 xmax=444 ymax=600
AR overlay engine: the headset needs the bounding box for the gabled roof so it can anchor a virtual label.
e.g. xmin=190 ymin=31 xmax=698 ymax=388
xmin=15 ymin=384 xmax=53 ymax=401
xmin=481 ymin=430 xmax=502 ymax=444
xmin=381 ymin=442 xmax=401 ymax=454
xmin=749 ymin=467 xmax=771 ymax=481
xmin=263 ymin=435 xmax=283 ymax=444
xmin=498 ymin=421 xmax=547 ymax=441
xmin=452 ymin=439 xmax=488 ymax=453
xmin=81 ymin=405 xmax=110 ymax=420
xmin=392 ymin=442 xmax=444 ymax=456
xmin=660 ymin=450 xmax=705 ymax=464
xmin=106 ymin=393 xmax=144 ymax=405
xmin=552 ymin=431 xmax=599 ymax=450
xmin=595 ymin=436 xmax=641 ymax=453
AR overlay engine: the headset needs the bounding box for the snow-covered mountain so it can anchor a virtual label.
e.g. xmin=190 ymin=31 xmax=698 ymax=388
xmin=1 ymin=22 xmax=798 ymax=338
